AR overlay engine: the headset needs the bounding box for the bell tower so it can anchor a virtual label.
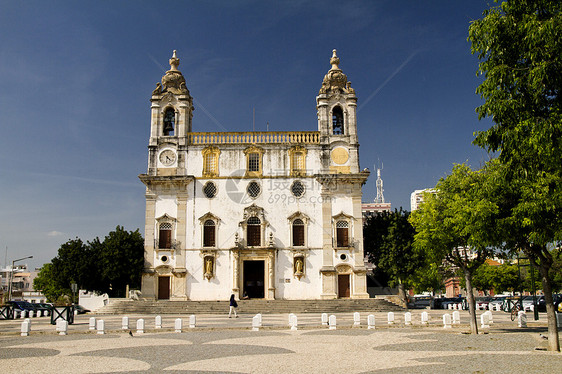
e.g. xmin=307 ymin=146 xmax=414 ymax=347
xmin=316 ymin=50 xmax=359 ymax=174
xmin=147 ymin=50 xmax=194 ymax=177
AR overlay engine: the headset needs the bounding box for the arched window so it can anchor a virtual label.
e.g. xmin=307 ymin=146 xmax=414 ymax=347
xmin=336 ymin=220 xmax=349 ymax=247
xmin=203 ymin=220 xmax=216 ymax=247
xmin=292 ymin=219 xmax=305 ymax=247
xmin=159 ymin=222 xmax=172 ymax=249
xmin=163 ymin=108 xmax=175 ymax=136
xmin=247 ymin=217 xmax=261 ymax=246
xmin=332 ymin=106 xmax=344 ymax=135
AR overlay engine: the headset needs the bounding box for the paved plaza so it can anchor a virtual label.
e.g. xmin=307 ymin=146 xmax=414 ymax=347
xmin=1 ymin=310 xmax=560 ymax=373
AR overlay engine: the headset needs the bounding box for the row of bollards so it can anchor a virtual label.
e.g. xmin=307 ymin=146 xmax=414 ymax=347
xmin=19 ymin=310 xmax=537 ymax=336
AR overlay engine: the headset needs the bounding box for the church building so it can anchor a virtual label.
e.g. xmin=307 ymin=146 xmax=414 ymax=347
xmin=139 ymin=50 xmax=370 ymax=300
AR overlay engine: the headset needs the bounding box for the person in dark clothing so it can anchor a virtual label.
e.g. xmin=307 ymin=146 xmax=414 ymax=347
xmin=229 ymin=294 xmax=238 ymax=318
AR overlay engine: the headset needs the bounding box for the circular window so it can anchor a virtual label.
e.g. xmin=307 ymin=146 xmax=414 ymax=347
xmin=291 ymin=181 xmax=305 ymax=197
xmin=161 ymin=255 xmax=169 ymax=263
xmin=247 ymin=181 xmax=261 ymax=198
xmin=203 ymin=182 xmax=217 ymax=198
xmin=340 ymin=253 xmax=348 ymax=261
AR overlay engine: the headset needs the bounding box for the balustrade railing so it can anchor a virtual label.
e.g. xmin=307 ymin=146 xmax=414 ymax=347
xmin=188 ymin=131 xmax=320 ymax=145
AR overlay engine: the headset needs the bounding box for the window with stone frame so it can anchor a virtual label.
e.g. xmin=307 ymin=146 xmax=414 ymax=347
xmin=247 ymin=216 xmax=261 ymax=246
xmin=292 ymin=219 xmax=305 ymax=247
xmin=244 ymin=146 xmax=264 ymax=177
xmin=163 ymin=108 xmax=175 ymax=136
xmin=336 ymin=220 xmax=349 ymax=247
xmin=203 ymin=219 xmax=216 ymax=247
xmin=332 ymin=106 xmax=344 ymax=135
xmin=248 ymin=153 xmax=260 ymax=172
xmin=288 ymin=145 xmax=307 ymax=176
xmin=202 ymin=146 xmax=220 ymax=177
xmin=159 ymin=222 xmax=172 ymax=249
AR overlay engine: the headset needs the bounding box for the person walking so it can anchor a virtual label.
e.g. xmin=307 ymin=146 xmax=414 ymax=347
xmin=229 ymin=294 xmax=238 ymax=318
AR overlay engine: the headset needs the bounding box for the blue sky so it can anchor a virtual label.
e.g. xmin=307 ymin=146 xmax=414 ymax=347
xmin=0 ymin=0 xmax=494 ymax=269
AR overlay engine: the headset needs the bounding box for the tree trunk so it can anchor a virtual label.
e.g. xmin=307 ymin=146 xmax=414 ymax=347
xmin=538 ymin=261 xmax=560 ymax=352
xmin=463 ymin=268 xmax=479 ymax=335
xmin=397 ymin=280 xmax=407 ymax=307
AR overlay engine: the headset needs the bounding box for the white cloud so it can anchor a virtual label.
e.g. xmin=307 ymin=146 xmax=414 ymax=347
xmin=47 ymin=231 xmax=64 ymax=237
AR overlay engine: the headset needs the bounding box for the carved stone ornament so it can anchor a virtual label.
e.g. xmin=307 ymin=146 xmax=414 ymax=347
xmin=161 ymin=50 xmax=190 ymax=95
xmin=319 ymin=49 xmax=354 ymax=95
xmin=200 ymin=250 xmax=218 ymax=281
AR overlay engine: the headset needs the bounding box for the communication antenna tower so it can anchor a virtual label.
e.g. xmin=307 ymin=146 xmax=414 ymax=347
xmin=374 ymin=163 xmax=385 ymax=203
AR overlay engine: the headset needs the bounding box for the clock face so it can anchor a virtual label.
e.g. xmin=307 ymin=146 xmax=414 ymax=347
xmin=159 ymin=149 xmax=176 ymax=166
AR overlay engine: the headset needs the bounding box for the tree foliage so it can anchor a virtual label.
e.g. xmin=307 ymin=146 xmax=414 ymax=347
xmin=363 ymin=208 xmax=421 ymax=302
xmin=410 ymin=163 xmax=500 ymax=334
xmin=33 ymin=226 xmax=144 ymax=301
xmin=469 ymin=0 xmax=562 ymax=351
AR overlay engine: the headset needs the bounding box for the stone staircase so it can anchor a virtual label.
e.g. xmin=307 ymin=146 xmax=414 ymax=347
xmin=96 ymin=297 xmax=404 ymax=315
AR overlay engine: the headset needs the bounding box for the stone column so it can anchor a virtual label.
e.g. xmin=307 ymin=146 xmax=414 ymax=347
xmin=142 ymin=193 xmax=157 ymax=299
xmin=232 ymin=250 xmax=240 ymax=298
xmin=268 ymin=250 xmax=275 ymax=299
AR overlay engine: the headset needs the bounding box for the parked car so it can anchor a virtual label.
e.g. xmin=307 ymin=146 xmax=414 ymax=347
xmin=441 ymin=297 xmax=465 ymax=310
xmin=488 ymin=296 xmax=507 ymax=311
xmin=33 ymin=303 xmax=52 ymax=316
xmin=409 ymin=296 xmax=433 ymax=309
xmin=522 ymin=295 xmax=539 ymax=312
xmin=7 ymin=300 xmax=37 ymax=316
xmin=536 ymin=294 xmax=562 ymax=312
xmin=476 ymin=296 xmax=492 ymax=310
xmin=73 ymin=304 xmax=91 ymax=314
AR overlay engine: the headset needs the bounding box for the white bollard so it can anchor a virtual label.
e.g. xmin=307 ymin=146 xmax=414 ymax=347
xmin=57 ymin=320 xmax=68 ymax=335
xmin=175 ymin=318 xmax=182 ymax=333
xmin=25 ymin=318 xmax=32 ymax=331
xmin=518 ymin=311 xmax=527 ymax=328
xmin=480 ymin=313 xmax=490 ymax=328
xmin=21 ymin=321 xmax=30 ymax=336
xmin=290 ymin=315 xmax=298 ymax=331
xmin=288 ymin=313 xmax=296 ymax=326
xmin=452 ymin=311 xmax=460 ymax=324
xmin=155 ymin=315 xmax=162 ymax=329
xmin=404 ymin=312 xmax=412 ymax=326
xmin=421 ymin=311 xmax=429 ymax=325
xmin=495 ymin=304 xmax=501 ymax=312
xmin=122 ymin=316 xmax=129 ymax=330
xmin=252 ymin=315 xmax=260 ymax=331
xmin=443 ymin=313 xmax=452 ymax=328
xmin=189 ymin=315 xmax=196 ymax=328
xmin=89 ymin=317 xmax=96 ymax=330
xmin=256 ymin=313 xmax=262 ymax=327
xmin=137 ymin=319 xmax=145 ymax=334
xmin=448 ymin=304 xmax=453 ymax=310
xmin=353 ymin=312 xmax=361 ymax=327
xmin=328 ymin=314 xmax=336 ymax=330
xmin=485 ymin=310 xmax=493 ymax=324
xmin=321 ymin=313 xmax=328 ymax=326
xmin=367 ymin=314 xmax=376 ymax=329
xmin=97 ymin=319 xmax=105 ymax=335
xmin=387 ymin=312 xmax=395 ymax=325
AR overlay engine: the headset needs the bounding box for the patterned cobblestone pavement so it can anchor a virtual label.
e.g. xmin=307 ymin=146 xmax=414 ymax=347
xmin=1 ymin=311 xmax=560 ymax=373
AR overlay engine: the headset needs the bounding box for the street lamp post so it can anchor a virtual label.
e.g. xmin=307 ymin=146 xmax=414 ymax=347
xmin=7 ymin=255 xmax=33 ymax=302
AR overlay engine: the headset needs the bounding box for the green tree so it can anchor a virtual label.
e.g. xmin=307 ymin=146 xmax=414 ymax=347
xmin=33 ymin=263 xmax=64 ymax=302
xmin=409 ymin=262 xmax=446 ymax=295
xmin=99 ymin=226 xmax=144 ymax=297
xmin=469 ymin=0 xmax=562 ymax=350
xmin=410 ymin=164 xmax=500 ymax=334
xmin=364 ymin=208 xmax=421 ymax=304
xmin=464 ymin=263 xmax=519 ymax=295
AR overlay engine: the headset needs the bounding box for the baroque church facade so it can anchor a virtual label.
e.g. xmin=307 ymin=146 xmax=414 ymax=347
xmin=140 ymin=50 xmax=370 ymax=300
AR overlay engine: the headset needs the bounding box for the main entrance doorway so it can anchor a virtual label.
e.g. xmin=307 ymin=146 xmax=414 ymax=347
xmin=338 ymin=274 xmax=350 ymax=298
xmin=243 ymin=260 xmax=265 ymax=298
xmin=158 ymin=276 xmax=170 ymax=300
